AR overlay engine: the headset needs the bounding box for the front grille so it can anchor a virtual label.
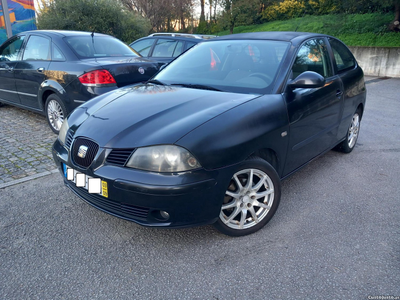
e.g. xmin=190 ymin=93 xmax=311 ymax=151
xmin=65 ymin=130 xmax=74 ymax=149
xmin=106 ymin=149 xmax=135 ymax=166
xmin=72 ymin=138 xmax=99 ymax=169
xmin=68 ymin=183 xmax=149 ymax=220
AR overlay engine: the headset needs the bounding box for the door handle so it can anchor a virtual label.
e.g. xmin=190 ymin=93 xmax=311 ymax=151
xmin=37 ymin=67 xmax=45 ymax=73
xmin=6 ymin=66 xmax=14 ymax=72
xmin=336 ymin=90 xmax=343 ymax=98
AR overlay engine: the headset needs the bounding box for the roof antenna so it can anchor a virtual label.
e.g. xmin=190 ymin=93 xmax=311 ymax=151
xmin=295 ymin=10 xmax=307 ymax=32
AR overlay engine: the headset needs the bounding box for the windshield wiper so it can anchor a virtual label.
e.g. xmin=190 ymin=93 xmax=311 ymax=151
xmin=147 ymin=79 xmax=166 ymax=85
xmin=171 ymin=83 xmax=221 ymax=91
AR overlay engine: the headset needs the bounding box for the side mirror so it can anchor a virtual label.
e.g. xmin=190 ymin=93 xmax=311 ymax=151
xmin=289 ymin=71 xmax=325 ymax=89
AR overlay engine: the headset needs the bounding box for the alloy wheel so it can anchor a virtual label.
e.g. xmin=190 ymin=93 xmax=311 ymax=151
xmin=220 ymin=168 xmax=275 ymax=230
xmin=47 ymin=99 xmax=64 ymax=132
xmin=348 ymin=113 xmax=360 ymax=149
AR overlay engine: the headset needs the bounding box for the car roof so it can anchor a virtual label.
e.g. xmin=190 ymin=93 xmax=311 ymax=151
xmin=16 ymin=30 xmax=111 ymax=38
xmin=148 ymin=33 xmax=216 ymax=39
xmin=212 ymin=31 xmax=332 ymax=46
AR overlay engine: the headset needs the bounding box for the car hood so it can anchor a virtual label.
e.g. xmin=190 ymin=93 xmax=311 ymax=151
xmin=73 ymin=84 xmax=260 ymax=148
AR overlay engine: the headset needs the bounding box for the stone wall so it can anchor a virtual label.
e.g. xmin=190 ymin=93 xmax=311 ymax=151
xmin=349 ymin=47 xmax=400 ymax=78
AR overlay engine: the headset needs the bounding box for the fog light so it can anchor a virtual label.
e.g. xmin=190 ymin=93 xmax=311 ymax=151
xmin=160 ymin=211 xmax=170 ymax=220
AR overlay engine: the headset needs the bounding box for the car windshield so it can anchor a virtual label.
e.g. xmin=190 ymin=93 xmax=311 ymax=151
xmin=154 ymin=39 xmax=290 ymax=94
xmin=65 ymin=35 xmax=140 ymax=58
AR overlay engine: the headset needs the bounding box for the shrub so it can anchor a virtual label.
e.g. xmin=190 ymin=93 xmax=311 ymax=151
xmin=37 ymin=0 xmax=151 ymax=43
xmin=262 ymin=0 xmax=306 ymax=21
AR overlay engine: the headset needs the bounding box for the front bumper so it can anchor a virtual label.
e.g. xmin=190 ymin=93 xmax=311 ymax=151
xmin=52 ymin=139 xmax=233 ymax=228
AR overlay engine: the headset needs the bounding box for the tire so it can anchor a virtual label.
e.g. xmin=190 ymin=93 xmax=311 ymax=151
xmin=336 ymin=109 xmax=362 ymax=153
xmin=45 ymin=94 xmax=67 ymax=134
xmin=0 ymin=102 xmax=4 ymax=107
xmin=214 ymin=157 xmax=281 ymax=237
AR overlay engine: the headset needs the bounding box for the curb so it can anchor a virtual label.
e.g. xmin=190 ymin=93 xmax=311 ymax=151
xmin=0 ymin=169 xmax=59 ymax=189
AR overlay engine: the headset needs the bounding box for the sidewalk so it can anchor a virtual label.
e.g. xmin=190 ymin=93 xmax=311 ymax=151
xmin=0 ymin=105 xmax=57 ymax=187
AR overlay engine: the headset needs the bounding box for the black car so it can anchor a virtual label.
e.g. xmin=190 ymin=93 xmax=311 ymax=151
xmin=53 ymin=32 xmax=366 ymax=236
xmin=0 ymin=30 xmax=159 ymax=133
xmin=129 ymin=33 xmax=215 ymax=66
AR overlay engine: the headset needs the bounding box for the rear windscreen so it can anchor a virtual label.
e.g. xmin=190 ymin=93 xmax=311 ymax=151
xmin=65 ymin=35 xmax=140 ymax=58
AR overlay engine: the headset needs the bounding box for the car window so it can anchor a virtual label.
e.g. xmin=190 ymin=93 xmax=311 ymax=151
xmin=65 ymin=36 xmax=139 ymax=58
xmin=153 ymin=39 xmax=179 ymax=58
xmin=23 ymin=35 xmax=51 ymax=61
xmin=185 ymin=41 xmax=196 ymax=51
xmin=172 ymin=41 xmax=184 ymax=57
xmin=292 ymin=39 xmax=332 ymax=78
xmin=328 ymin=38 xmax=356 ymax=73
xmin=154 ymin=40 xmax=290 ymax=94
xmin=52 ymin=43 xmax=66 ymax=61
xmin=0 ymin=35 xmax=25 ymax=61
xmin=130 ymin=38 xmax=154 ymax=56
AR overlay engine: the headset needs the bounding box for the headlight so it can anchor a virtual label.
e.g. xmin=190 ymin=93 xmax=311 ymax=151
xmin=126 ymin=145 xmax=201 ymax=172
xmin=58 ymin=118 xmax=69 ymax=145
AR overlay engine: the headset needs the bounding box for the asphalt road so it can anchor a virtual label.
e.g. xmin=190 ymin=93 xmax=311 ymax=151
xmin=0 ymin=77 xmax=399 ymax=299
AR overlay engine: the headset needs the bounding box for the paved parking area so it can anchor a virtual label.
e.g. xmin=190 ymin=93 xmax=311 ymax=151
xmin=0 ymin=106 xmax=57 ymax=185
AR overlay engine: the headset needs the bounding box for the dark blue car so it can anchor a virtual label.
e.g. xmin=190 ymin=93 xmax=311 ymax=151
xmin=53 ymin=32 xmax=366 ymax=236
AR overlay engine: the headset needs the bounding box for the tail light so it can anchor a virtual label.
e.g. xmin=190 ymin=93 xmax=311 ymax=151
xmin=79 ymin=70 xmax=116 ymax=86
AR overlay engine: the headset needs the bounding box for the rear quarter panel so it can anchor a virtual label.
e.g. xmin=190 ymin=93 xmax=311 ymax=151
xmin=337 ymin=65 xmax=366 ymax=139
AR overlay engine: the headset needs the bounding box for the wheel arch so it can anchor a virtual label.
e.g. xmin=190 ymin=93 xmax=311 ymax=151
xmin=356 ymin=103 xmax=364 ymax=119
xmin=250 ymin=148 xmax=280 ymax=175
xmin=38 ymin=80 xmax=69 ymax=112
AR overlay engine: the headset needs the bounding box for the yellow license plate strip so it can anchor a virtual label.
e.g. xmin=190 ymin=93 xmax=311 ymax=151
xmin=64 ymin=164 xmax=108 ymax=198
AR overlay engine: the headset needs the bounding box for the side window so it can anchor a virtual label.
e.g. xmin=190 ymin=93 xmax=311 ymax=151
xmin=185 ymin=41 xmax=196 ymax=51
xmin=172 ymin=41 xmax=184 ymax=57
xmin=328 ymin=38 xmax=356 ymax=73
xmin=130 ymin=38 xmax=154 ymax=56
xmin=52 ymin=44 xmax=66 ymax=61
xmin=292 ymin=39 xmax=332 ymax=78
xmin=23 ymin=36 xmax=51 ymax=61
xmin=0 ymin=35 xmax=25 ymax=61
xmin=152 ymin=39 xmax=178 ymax=58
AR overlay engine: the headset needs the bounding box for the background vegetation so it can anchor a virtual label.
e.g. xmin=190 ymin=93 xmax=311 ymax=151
xmin=217 ymin=13 xmax=400 ymax=46
xmin=36 ymin=0 xmax=400 ymax=46
xmin=36 ymin=0 xmax=151 ymax=43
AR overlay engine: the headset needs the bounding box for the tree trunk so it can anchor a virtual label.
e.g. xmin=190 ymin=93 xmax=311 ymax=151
xmin=200 ymin=0 xmax=205 ymax=22
xmin=181 ymin=10 xmax=186 ymax=30
xmin=389 ymin=1 xmax=400 ymax=31
xmin=209 ymin=0 xmax=212 ymax=22
xmin=229 ymin=2 xmax=234 ymax=34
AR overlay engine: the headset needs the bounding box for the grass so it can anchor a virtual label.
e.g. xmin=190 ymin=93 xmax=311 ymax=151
xmin=217 ymin=13 xmax=400 ymax=47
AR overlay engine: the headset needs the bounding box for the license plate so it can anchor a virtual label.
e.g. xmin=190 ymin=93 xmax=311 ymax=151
xmin=63 ymin=164 xmax=108 ymax=198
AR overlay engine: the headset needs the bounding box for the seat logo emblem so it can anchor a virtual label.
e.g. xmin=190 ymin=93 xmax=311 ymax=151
xmin=77 ymin=145 xmax=89 ymax=158
xmin=138 ymin=67 xmax=145 ymax=75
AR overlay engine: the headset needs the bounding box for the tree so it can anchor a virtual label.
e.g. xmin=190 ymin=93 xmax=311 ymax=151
xmin=221 ymin=0 xmax=262 ymax=33
xmin=120 ymin=0 xmax=194 ymax=32
xmin=36 ymin=0 xmax=150 ymax=43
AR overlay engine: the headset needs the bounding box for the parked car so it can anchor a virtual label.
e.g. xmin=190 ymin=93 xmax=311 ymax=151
xmin=53 ymin=32 xmax=366 ymax=236
xmin=129 ymin=33 xmax=215 ymax=66
xmin=0 ymin=30 xmax=159 ymax=133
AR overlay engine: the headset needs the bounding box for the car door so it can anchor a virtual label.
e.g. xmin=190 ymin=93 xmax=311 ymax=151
xmin=151 ymin=38 xmax=185 ymax=65
xmin=14 ymin=35 xmax=51 ymax=110
xmin=0 ymin=35 xmax=25 ymax=104
xmin=130 ymin=38 xmax=155 ymax=58
xmin=328 ymin=37 xmax=365 ymax=140
xmin=283 ymin=38 xmax=344 ymax=175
